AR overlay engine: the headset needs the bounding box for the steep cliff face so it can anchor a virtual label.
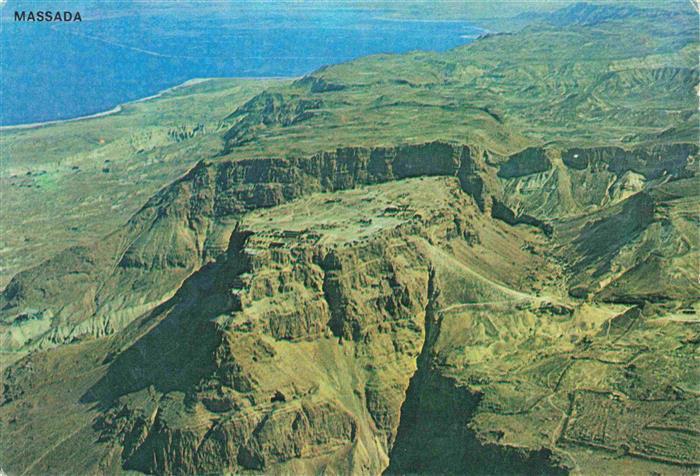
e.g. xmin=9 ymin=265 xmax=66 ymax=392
xmin=497 ymin=143 xmax=696 ymax=218
xmin=1 ymin=177 xmax=570 ymax=475
xmin=2 ymin=143 xmax=695 ymax=474
xmin=387 ymin=369 xmax=567 ymax=476
xmin=0 ymin=164 xmax=223 ymax=351
xmin=89 ymin=178 xmax=483 ymax=475
xmin=0 ymin=142 xmax=471 ymax=352
xmin=2 ymin=5 xmax=699 ymax=474
xmin=2 ymin=139 xmax=695 ymax=353
xmin=8 ymin=170 xmax=693 ymax=476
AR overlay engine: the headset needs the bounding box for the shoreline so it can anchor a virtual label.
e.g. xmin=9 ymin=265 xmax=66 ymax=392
xmin=0 ymin=78 xmax=210 ymax=131
xmin=0 ymin=76 xmax=291 ymax=132
xmin=0 ymin=105 xmax=125 ymax=132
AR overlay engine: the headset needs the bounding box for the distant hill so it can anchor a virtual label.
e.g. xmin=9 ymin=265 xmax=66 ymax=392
xmin=360 ymin=0 xmax=695 ymax=30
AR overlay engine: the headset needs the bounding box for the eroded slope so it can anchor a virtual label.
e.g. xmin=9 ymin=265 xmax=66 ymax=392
xmin=1 ymin=3 xmax=699 ymax=475
xmin=2 ymin=177 xmax=558 ymax=474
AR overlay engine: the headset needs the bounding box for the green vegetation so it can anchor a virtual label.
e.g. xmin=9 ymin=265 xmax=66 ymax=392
xmin=0 ymin=3 xmax=698 ymax=475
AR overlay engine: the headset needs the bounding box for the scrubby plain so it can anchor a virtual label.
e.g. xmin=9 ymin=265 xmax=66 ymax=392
xmin=0 ymin=78 xmax=285 ymax=288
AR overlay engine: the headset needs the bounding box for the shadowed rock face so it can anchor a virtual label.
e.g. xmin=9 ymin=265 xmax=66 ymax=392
xmin=497 ymin=147 xmax=553 ymax=179
xmin=81 ymin=178 xmax=455 ymax=474
xmin=3 ymin=170 xmax=698 ymax=475
xmin=0 ymin=175 xmax=570 ymax=474
xmin=561 ymin=144 xmax=696 ymax=178
xmin=386 ymin=266 xmax=568 ymax=476
xmin=1 ymin=138 xmax=697 ymax=474
xmin=1 ymin=146 xmax=697 ymax=475
xmin=387 ymin=371 xmax=567 ymax=476
xmin=0 ymin=142 xmax=472 ymax=351
xmin=1 ymin=3 xmax=699 ymax=474
xmin=2 ymin=139 xmax=694 ymax=352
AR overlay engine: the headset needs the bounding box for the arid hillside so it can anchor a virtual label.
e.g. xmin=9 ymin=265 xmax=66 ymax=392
xmin=1 ymin=3 xmax=698 ymax=475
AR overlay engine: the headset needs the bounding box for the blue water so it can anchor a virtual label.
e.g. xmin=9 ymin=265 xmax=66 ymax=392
xmin=0 ymin=1 xmax=481 ymax=126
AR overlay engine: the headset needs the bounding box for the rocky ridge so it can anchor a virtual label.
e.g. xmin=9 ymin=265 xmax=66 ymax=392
xmin=1 ymin=3 xmax=699 ymax=474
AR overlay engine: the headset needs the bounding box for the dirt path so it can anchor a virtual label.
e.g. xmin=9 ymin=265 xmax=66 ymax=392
xmin=546 ymin=393 xmax=581 ymax=474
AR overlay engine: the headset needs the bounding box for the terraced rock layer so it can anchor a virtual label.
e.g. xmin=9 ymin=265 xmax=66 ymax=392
xmin=2 ymin=141 xmax=695 ymax=352
xmin=1 ymin=3 xmax=699 ymax=474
